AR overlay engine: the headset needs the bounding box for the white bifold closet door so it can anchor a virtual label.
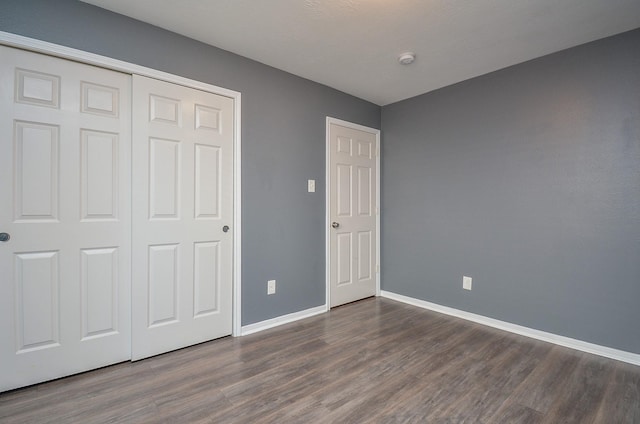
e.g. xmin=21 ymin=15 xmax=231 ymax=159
xmin=0 ymin=46 xmax=131 ymax=392
xmin=131 ymin=75 xmax=234 ymax=360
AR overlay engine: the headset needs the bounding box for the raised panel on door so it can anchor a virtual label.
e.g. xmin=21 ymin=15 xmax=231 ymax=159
xmin=337 ymin=233 xmax=353 ymax=286
xmin=14 ymin=251 xmax=60 ymax=352
xmin=194 ymin=241 xmax=220 ymax=317
xmin=357 ymin=166 xmax=372 ymax=217
xmin=132 ymin=75 xmax=233 ymax=361
xmin=15 ymin=68 xmax=60 ymax=108
xmin=194 ymin=144 xmax=221 ymax=219
xmin=0 ymin=45 xmax=131 ymax=392
xmin=80 ymin=130 xmax=119 ymax=221
xmin=329 ymin=121 xmax=378 ymax=308
xmin=149 ymin=137 xmax=181 ymax=219
xmin=357 ymin=231 xmax=372 ymax=281
xmin=14 ymin=121 xmax=59 ymax=221
xmin=81 ymin=82 xmax=119 ymax=117
xmin=148 ymin=244 xmax=179 ymax=326
xmin=80 ymin=247 xmax=119 ymax=339
xmin=337 ymin=164 xmax=352 ymax=217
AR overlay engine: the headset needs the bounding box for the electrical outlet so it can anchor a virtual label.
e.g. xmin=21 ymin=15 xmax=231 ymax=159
xmin=308 ymin=179 xmax=315 ymax=192
xmin=267 ymin=279 xmax=276 ymax=295
xmin=463 ymin=276 xmax=472 ymax=290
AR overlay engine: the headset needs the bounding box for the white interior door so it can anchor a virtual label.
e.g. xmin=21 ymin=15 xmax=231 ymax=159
xmin=328 ymin=120 xmax=379 ymax=307
xmin=132 ymin=75 xmax=234 ymax=360
xmin=0 ymin=46 xmax=131 ymax=392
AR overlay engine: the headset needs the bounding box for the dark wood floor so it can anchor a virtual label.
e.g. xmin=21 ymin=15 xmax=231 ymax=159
xmin=1 ymin=297 xmax=639 ymax=423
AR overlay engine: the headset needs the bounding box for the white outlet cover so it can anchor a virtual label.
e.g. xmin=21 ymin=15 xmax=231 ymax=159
xmin=267 ymin=279 xmax=276 ymax=295
xmin=463 ymin=276 xmax=472 ymax=290
xmin=308 ymin=179 xmax=315 ymax=192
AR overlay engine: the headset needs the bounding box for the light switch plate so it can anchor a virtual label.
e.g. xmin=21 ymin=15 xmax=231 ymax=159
xmin=308 ymin=179 xmax=315 ymax=192
xmin=463 ymin=276 xmax=472 ymax=290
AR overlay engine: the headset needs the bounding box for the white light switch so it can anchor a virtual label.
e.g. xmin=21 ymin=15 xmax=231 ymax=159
xmin=308 ymin=179 xmax=315 ymax=192
xmin=463 ymin=276 xmax=472 ymax=290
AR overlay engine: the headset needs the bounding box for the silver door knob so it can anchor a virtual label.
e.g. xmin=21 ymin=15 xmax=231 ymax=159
xmin=331 ymin=222 xmax=340 ymax=228
xmin=0 ymin=233 xmax=10 ymax=242
xmin=222 ymin=225 xmax=230 ymax=233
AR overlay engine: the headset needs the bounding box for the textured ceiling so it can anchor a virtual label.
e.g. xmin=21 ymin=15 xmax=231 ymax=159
xmin=80 ymin=0 xmax=640 ymax=105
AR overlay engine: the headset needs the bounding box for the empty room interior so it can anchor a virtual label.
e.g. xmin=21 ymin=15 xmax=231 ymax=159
xmin=0 ymin=0 xmax=639 ymax=422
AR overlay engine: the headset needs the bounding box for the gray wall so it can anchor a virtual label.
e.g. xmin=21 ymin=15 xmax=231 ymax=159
xmin=0 ymin=0 xmax=381 ymax=325
xmin=381 ymin=29 xmax=640 ymax=354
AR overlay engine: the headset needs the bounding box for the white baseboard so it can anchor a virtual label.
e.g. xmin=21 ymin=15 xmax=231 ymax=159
xmin=240 ymin=305 xmax=328 ymax=336
xmin=381 ymin=290 xmax=640 ymax=367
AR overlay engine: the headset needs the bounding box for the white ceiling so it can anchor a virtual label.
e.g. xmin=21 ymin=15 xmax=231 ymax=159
xmin=81 ymin=0 xmax=640 ymax=106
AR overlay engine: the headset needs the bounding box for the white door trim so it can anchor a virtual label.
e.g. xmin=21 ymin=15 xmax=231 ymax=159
xmin=325 ymin=117 xmax=381 ymax=309
xmin=0 ymin=31 xmax=243 ymax=337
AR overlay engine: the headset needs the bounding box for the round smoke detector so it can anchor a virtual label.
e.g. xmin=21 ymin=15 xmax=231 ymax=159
xmin=398 ymin=52 xmax=416 ymax=65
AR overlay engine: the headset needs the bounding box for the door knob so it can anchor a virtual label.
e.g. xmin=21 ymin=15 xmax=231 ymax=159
xmin=222 ymin=225 xmax=230 ymax=233
xmin=331 ymin=222 xmax=340 ymax=229
xmin=0 ymin=233 xmax=10 ymax=242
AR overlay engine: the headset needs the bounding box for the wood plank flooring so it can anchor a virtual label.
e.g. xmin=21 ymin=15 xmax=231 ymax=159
xmin=1 ymin=297 xmax=638 ymax=423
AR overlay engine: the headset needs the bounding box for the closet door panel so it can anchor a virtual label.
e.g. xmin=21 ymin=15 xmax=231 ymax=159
xmin=0 ymin=46 xmax=131 ymax=392
xmin=131 ymin=75 xmax=233 ymax=360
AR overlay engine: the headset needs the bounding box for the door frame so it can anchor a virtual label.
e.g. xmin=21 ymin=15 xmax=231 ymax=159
xmin=0 ymin=31 xmax=243 ymax=337
xmin=325 ymin=117 xmax=381 ymax=309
